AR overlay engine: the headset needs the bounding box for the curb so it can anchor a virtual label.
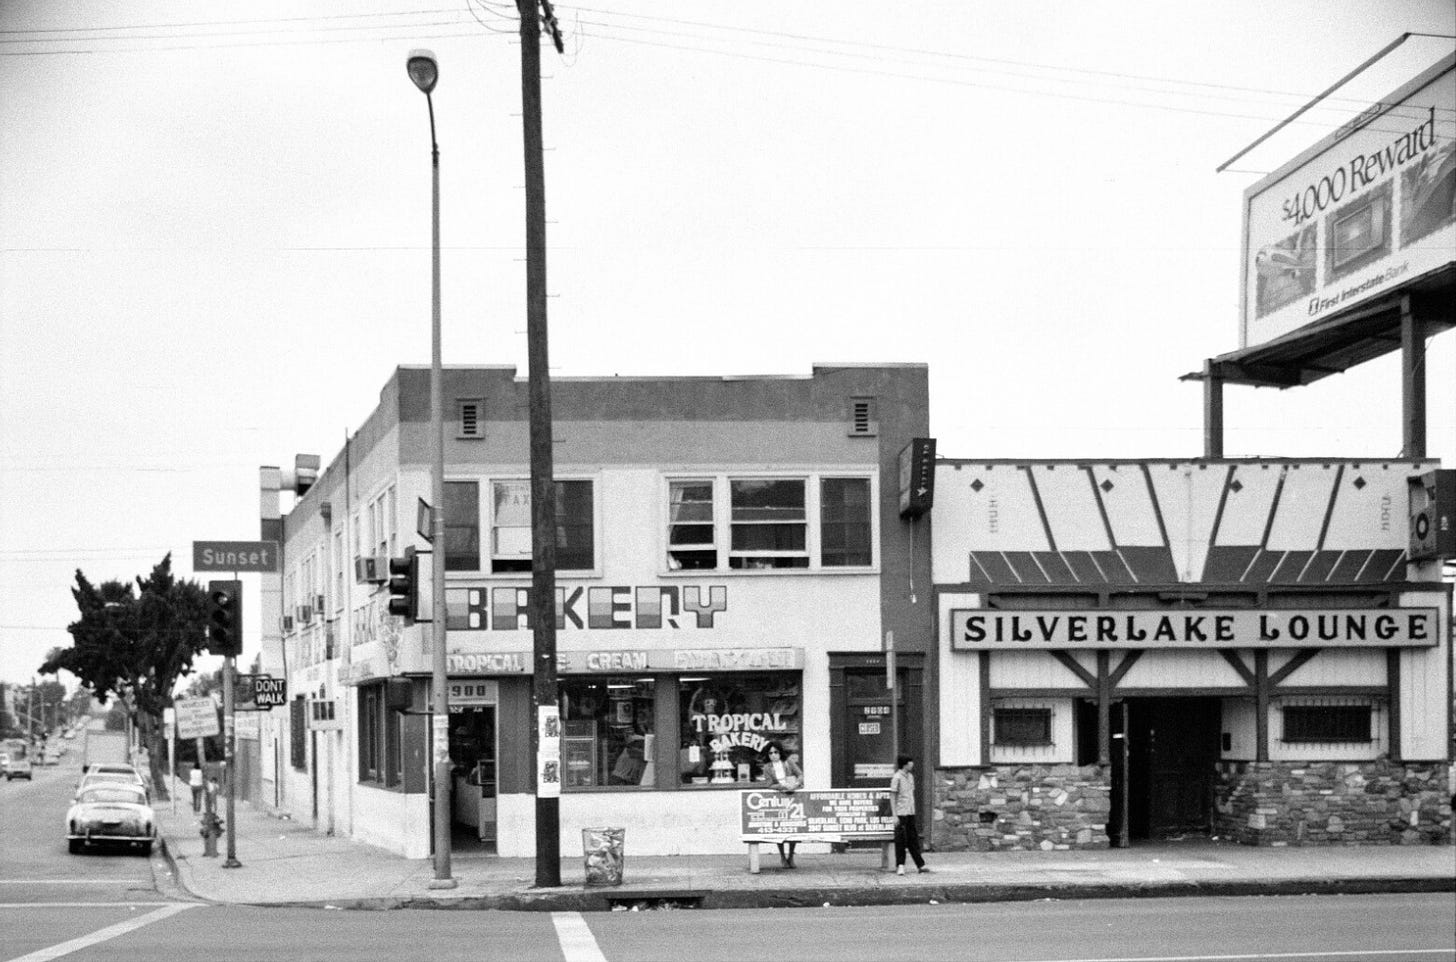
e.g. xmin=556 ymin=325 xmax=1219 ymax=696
xmin=177 ymin=874 xmax=1455 ymax=913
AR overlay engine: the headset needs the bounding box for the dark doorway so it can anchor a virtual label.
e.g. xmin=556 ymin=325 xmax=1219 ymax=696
xmin=447 ymin=706 xmax=497 ymax=854
xmin=1122 ymin=697 xmax=1220 ymax=841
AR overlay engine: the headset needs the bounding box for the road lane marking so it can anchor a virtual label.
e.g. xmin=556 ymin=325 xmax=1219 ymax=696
xmin=1016 ymin=950 xmax=1454 ymax=962
xmin=0 ymin=880 xmax=152 ymax=885
xmin=0 ymin=903 xmax=172 ymax=908
xmin=7 ymin=902 xmax=196 ymax=961
xmin=552 ymin=911 xmax=607 ymax=962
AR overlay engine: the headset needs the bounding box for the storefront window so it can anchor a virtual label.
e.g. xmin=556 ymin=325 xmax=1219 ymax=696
xmin=559 ymin=677 xmax=656 ymax=789
xmin=678 ymin=673 xmax=801 ymax=786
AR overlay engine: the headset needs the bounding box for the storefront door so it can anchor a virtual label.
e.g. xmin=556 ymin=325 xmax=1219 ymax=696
xmin=448 ymin=706 xmax=497 ymax=848
xmin=844 ymin=670 xmax=898 ymax=787
xmin=831 ymin=657 xmax=922 ymax=794
xmin=1123 ymin=697 xmax=1219 ymax=840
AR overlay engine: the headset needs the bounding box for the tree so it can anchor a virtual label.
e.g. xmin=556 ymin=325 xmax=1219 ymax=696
xmin=40 ymin=554 xmax=210 ymax=800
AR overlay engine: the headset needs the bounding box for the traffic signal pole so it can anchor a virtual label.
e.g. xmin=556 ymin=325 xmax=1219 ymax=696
xmin=222 ymin=573 xmax=241 ymax=868
xmin=222 ymin=643 xmax=240 ymax=868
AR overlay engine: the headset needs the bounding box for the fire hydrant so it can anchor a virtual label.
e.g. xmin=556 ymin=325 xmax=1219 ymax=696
xmin=200 ymin=812 xmax=223 ymax=856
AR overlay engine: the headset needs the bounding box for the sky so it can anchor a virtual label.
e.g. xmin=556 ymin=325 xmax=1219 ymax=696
xmin=1 ymin=1 xmax=1453 ymax=688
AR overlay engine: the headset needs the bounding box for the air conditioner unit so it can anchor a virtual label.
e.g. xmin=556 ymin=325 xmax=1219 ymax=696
xmin=315 ymin=594 xmax=326 ymax=613
xmin=296 ymin=605 xmax=313 ymax=624
xmin=282 ymin=615 xmax=294 ymax=632
xmin=354 ymin=556 xmax=387 ymax=585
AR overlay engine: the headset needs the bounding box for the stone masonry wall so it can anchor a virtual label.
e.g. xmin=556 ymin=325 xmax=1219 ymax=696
xmin=932 ymin=764 xmax=1111 ymax=852
xmin=1213 ymin=760 xmax=1453 ymax=846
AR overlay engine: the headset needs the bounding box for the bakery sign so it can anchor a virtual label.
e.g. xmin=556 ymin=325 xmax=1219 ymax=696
xmin=951 ymin=608 xmax=1439 ymax=650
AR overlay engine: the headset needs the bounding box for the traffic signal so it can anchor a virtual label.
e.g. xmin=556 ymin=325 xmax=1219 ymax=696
xmin=387 ymin=547 xmax=418 ymax=623
xmin=206 ymin=580 xmax=243 ymax=657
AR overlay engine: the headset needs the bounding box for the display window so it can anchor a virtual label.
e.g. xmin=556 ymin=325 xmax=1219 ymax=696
xmin=678 ymin=673 xmax=801 ymax=786
xmin=559 ymin=677 xmax=656 ymax=789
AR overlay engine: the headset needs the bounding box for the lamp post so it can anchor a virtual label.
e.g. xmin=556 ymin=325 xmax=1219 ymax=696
xmin=406 ymin=48 xmax=455 ymax=890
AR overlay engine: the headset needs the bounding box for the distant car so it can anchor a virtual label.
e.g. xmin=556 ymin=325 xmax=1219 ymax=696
xmin=4 ymin=756 xmax=33 ymax=781
xmin=75 ymin=765 xmax=148 ymax=799
xmin=67 ymin=783 xmax=155 ymax=854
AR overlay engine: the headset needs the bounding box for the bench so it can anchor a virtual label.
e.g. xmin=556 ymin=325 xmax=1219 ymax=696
xmin=743 ymin=832 xmax=896 ymax=874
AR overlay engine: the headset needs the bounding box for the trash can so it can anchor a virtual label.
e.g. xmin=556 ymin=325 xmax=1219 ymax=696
xmin=582 ymin=827 xmax=625 ymax=886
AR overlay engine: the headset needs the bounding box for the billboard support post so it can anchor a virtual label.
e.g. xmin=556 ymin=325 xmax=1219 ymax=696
xmin=1401 ymin=298 xmax=1425 ymax=458
xmin=1202 ymin=359 xmax=1223 ymax=459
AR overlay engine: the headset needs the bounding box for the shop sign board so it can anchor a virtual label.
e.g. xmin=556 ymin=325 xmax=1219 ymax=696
xmin=898 ymin=437 xmax=937 ymax=518
xmin=740 ymin=788 xmax=896 ymax=839
xmin=1240 ymin=54 xmax=1454 ymax=350
xmin=445 ymin=646 xmax=804 ymax=675
xmin=174 ymin=697 xmax=219 ymax=739
xmin=950 ymin=607 xmax=1440 ymax=650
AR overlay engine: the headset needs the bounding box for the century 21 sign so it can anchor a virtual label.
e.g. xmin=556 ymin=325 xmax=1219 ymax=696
xmin=951 ymin=608 xmax=1440 ymax=650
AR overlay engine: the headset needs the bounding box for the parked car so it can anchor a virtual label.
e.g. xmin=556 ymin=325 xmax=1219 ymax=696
xmin=4 ymin=756 xmax=33 ymax=781
xmin=75 ymin=764 xmax=148 ymax=799
xmin=66 ymin=783 xmax=155 ymax=854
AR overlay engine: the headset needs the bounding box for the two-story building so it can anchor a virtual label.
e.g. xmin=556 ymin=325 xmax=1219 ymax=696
xmin=251 ymin=363 xmax=931 ymax=857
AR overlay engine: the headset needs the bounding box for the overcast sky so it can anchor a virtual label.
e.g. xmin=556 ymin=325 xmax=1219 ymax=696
xmin=2 ymin=1 xmax=1453 ymax=688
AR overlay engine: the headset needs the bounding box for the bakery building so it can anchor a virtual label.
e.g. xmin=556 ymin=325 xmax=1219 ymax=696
xmin=252 ymin=363 xmax=932 ymax=857
xmin=930 ymin=458 xmax=1453 ymax=849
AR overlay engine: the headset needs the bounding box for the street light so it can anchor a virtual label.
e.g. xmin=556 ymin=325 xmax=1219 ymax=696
xmin=406 ymin=47 xmax=455 ymax=890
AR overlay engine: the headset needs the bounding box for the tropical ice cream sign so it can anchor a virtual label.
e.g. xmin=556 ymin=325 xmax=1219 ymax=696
xmin=1241 ymin=54 xmax=1454 ymax=348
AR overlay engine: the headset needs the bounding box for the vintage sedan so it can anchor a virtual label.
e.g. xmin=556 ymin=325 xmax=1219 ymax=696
xmin=4 ymin=755 xmax=33 ymax=780
xmin=67 ymin=783 xmax=155 ymax=854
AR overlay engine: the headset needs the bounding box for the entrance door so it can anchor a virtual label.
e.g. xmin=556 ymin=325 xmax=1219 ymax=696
xmin=844 ymin=670 xmax=898 ymax=788
xmin=1124 ymin=698 xmax=1219 ymax=840
xmin=447 ymin=706 xmax=497 ymax=848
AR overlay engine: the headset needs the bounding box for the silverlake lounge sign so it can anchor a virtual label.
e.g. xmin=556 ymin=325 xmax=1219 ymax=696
xmin=951 ymin=609 xmax=1440 ymax=650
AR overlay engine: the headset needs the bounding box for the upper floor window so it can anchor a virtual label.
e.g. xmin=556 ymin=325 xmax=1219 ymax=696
xmin=446 ymin=478 xmax=595 ymax=574
xmin=730 ymin=479 xmax=807 ymax=569
xmin=668 ymin=481 xmax=716 ymax=570
xmin=820 ymin=477 xmax=872 ymax=567
xmin=444 ymin=480 xmax=481 ymax=571
xmin=666 ymin=474 xmax=875 ymax=571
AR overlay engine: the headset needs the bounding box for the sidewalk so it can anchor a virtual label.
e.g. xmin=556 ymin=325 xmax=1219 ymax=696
xmin=152 ymin=783 xmax=1456 ymax=913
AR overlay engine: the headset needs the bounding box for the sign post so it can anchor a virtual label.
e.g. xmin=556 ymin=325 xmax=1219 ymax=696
xmin=163 ymin=707 xmax=176 ymax=816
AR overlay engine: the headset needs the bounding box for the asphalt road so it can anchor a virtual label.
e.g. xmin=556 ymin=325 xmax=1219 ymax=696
xmin=3 ymin=756 xmax=1453 ymax=962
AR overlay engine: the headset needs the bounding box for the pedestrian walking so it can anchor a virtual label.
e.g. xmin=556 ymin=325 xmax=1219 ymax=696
xmin=890 ymin=754 xmax=928 ymax=875
xmin=188 ymin=763 xmax=204 ymax=813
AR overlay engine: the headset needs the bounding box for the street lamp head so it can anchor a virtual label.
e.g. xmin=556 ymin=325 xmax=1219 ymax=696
xmin=407 ymin=49 xmax=439 ymax=95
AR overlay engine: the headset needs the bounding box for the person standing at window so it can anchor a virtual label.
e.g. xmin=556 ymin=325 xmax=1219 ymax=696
xmin=890 ymin=754 xmax=928 ymax=875
xmin=761 ymin=742 xmax=803 ymax=868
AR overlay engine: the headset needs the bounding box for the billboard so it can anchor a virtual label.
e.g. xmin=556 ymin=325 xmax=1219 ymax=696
xmin=1240 ymin=54 xmax=1454 ymax=349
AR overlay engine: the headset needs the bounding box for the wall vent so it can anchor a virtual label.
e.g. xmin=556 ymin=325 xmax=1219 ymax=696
xmin=458 ymin=398 xmax=485 ymax=439
xmin=849 ymin=396 xmax=878 ymax=437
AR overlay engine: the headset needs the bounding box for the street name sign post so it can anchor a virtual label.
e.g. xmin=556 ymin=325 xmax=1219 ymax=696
xmin=192 ymin=541 xmax=279 ymax=573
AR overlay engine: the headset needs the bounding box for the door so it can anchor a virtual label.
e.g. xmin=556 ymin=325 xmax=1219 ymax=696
xmin=843 ymin=669 xmax=898 ymax=788
xmin=1125 ymin=698 xmax=1219 ymax=840
xmin=447 ymin=706 xmax=497 ymax=844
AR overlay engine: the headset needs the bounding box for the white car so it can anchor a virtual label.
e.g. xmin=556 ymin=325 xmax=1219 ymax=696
xmin=75 ymin=764 xmax=149 ymax=799
xmin=67 ymin=783 xmax=155 ymax=854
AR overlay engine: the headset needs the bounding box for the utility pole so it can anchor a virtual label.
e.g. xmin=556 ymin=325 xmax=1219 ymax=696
xmin=519 ymin=0 xmax=564 ymax=889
